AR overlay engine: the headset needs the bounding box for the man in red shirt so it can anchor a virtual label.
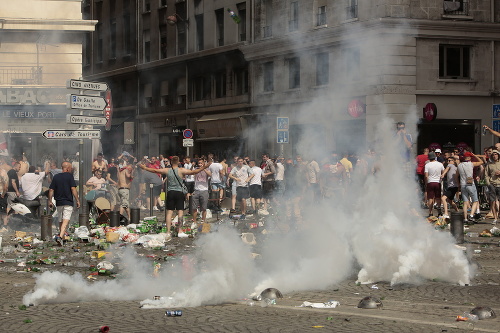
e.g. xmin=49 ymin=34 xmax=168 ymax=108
xmin=416 ymin=148 xmax=429 ymax=207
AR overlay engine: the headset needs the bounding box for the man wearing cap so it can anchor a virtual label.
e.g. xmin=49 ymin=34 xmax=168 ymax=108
xmin=484 ymin=150 xmax=500 ymax=224
xmin=424 ymin=151 xmax=444 ymax=217
xmin=457 ymin=151 xmax=484 ymax=223
xmin=434 ymin=149 xmax=445 ymax=164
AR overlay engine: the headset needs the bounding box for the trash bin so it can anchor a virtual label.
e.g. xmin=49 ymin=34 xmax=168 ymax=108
xmin=130 ymin=207 xmax=140 ymax=224
xmin=79 ymin=213 xmax=90 ymax=229
xmin=450 ymin=211 xmax=464 ymax=243
xmin=40 ymin=215 xmax=53 ymax=241
xmin=109 ymin=211 xmax=120 ymax=227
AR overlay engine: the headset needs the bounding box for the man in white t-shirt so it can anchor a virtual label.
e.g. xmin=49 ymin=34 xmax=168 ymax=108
xmin=248 ymin=160 xmax=263 ymax=214
xmin=20 ymin=165 xmax=49 ymax=201
xmin=191 ymin=159 xmax=212 ymax=224
xmin=229 ymin=157 xmax=254 ymax=217
xmin=208 ymin=157 xmax=225 ymax=207
xmin=424 ymin=151 xmax=444 ymax=217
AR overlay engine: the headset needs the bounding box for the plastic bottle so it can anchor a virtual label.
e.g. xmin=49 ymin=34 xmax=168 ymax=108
xmin=227 ymin=8 xmax=241 ymax=24
xmin=462 ymin=312 xmax=479 ymax=321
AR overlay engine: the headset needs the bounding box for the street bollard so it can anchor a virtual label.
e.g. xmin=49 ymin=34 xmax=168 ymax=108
xmin=149 ymin=183 xmax=154 ymax=216
xmin=130 ymin=207 xmax=140 ymax=224
xmin=79 ymin=213 xmax=90 ymax=229
xmin=40 ymin=215 xmax=53 ymax=241
xmin=450 ymin=211 xmax=464 ymax=244
xmin=109 ymin=211 xmax=120 ymax=227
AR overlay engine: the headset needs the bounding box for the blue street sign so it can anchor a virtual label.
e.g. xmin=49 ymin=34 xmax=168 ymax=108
xmin=493 ymin=120 xmax=500 ymax=132
xmin=277 ymin=130 xmax=289 ymax=143
xmin=277 ymin=117 xmax=289 ymax=130
xmin=493 ymin=104 xmax=500 ymax=118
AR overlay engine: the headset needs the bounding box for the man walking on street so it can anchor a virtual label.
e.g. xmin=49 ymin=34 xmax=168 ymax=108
xmin=191 ymin=159 xmax=212 ymax=225
xmin=48 ymin=161 xmax=80 ymax=246
xmin=6 ymin=162 xmax=21 ymax=214
xmin=261 ymin=153 xmax=275 ymax=214
xmin=424 ymin=151 xmax=444 ymax=217
xmin=457 ymin=151 xmax=484 ymax=223
xmin=229 ymin=157 xmax=254 ymax=218
xmin=118 ymin=164 xmax=134 ymax=219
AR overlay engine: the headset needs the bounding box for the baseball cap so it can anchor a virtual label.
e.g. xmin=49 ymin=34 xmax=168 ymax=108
xmin=428 ymin=152 xmax=436 ymax=160
xmin=463 ymin=152 xmax=474 ymax=157
xmin=492 ymin=150 xmax=500 ymax=155
xmin=434 ymin=149 xmax=442 ymax=153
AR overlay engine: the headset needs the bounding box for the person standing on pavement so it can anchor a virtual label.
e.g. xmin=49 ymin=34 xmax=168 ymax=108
xmin=20 ymin=164 xmax=49 ymax=201
xmin=457 ymin=151 xmax=484 ymax=223
xmin=416 ymin=148 xmax=430 ymax=207
xmin=484 ymin=150 xmax=500 ymax=224
xmin=229 ymin=157 xmax=254 ymax=218
xmin=117 ymin=163 xmax=135 ymax=219
xmin=6 ymin=162 xmax=21 ymax=214
xmin=261 ymin=153 xmax=275 ymax=214
xmin=191 ymin=159 xmax=212 ymax=225
xmin=424 ymin=151 xmax=444 ymax=217
xmin=440 ymin=155 xmax=459 ymax=219
xmin=208 ymin=156 xmax=225 ymax=209
xmin=248 ymin=160 xmax=263 ymax=215
xmin=183 ymin=156 xmax=195 ymax=204
xmin=142 ymin=165 xmax=164 ymax=211
xmin=306 ymin=156 xmax=321 ymax=200
xmin=48 ymin=161 xmax=80 ymax=246
xmin=140 ymin=156 xmax=210 ymax=238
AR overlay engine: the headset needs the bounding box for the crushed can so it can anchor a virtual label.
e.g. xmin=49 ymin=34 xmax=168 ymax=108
xmin=165 ymin=310 xmax=182 ymax=317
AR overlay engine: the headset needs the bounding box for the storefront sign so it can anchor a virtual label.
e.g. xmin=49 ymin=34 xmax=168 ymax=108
xmin=347 ymin=100 xmax=365 ymax=118
xmin=105 ymin=90 xmax=113 ymax=131
xmin=124 ymin=122 xmax=135 ymax=144
xmin=428 ymin=143 xmax=441 ymax=151
xmin=423 ymin=103 xmax=437 ymax=122
xmin=0 ymin=105 xmax=67 ymax=119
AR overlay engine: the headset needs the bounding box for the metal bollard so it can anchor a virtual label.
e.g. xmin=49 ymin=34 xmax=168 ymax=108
xmin=150 ymin=183 xmax=154 ymax=216
xmin=450 ymin=211 xmax=464 ymax=244
xmin=79 ymin=213 xmax=90 ymax=229
xmin=40 ymin=215 xmax=53 ymax=241
xmin=130 ymin=207 xmax=140 ymax=224
xmin=109 ymin=211 xmax=120 ymax=227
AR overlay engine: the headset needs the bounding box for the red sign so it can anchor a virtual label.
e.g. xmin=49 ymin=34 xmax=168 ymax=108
xmin=428 ymin=143 xmax=442 ymax=151
xmin=347 ymin=100 xmax=365 ymax=118
xmin=423 ymin=103 xmax=437 ymax=122
xmin=105 ymin=90 xmax=113 ymax=131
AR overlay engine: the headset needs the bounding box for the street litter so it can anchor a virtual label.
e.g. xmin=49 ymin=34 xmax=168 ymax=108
xmin=371 ymin=284 xmax=379 ymax=289
xmin=357 ymin=296 xmax=383 ymax=309
xmin=241 ymin=233 xmax=256 ymax=245
xmin=99 ymin=326 xmax=110 ymax=333
xmin=480 ymin=229 xmax=492 ymax=237
xmin=253 ymin=288 xmax=283 ymax=301
xmin=470 ymin=306 xmax=496 ymax=320
xmin=96 ymin=261 xmax=114 ymax=270
xmin=299 ymin=301 xmax=340 ymax=308
xmin=139 ymin=296 xmax=175 ymax=309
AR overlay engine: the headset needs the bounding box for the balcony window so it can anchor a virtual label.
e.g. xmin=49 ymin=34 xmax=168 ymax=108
xmin=263 ymin=62 xmax=274 ymax=92
xmin=439 ymin=44 xmax=471 ymax=79
xmin=237 ymin=2 xmax=247 ymax=41
xmin=215 ymin=9 xmax=224 ymax=47
xmin=289 ymin=1 xmax=299 ymax=31
xmin=317 ymin=6 xmax=326 ymax=26
xmin=346 ymin=0 xmax=358 ymax=20
xmin=288 ymin=57 xmax=300 ymax=89
xmin=443 ymin=0 xmax=469 ymax=16
xmin=316 ymin=53 xmax=329 ymax=86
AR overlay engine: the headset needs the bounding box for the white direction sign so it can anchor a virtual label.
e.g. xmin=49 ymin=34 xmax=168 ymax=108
xmin=183 ymin=139 xmax=194 ymax=147
xmin=67 ymin=79 xmax=109 ymax=92
xmin=66 ymin=94 xmax=107 ymax=111
xmin=42 ymin=129 xmax=101 ymax=140
xmin=66 ymin=114 xmax=107 ymax=125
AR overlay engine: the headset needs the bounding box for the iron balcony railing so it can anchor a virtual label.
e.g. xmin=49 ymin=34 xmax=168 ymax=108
xmin=0 ymin=66 xmax=42 ymax=85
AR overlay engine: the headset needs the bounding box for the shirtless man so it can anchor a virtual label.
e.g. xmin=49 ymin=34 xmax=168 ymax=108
xmin=92 ymin=153 xmax=108 ymax=175
xmin=118 ymin=164 xmax=134 ymax=218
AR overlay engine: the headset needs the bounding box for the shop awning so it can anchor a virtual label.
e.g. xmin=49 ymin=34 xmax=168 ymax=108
xmin=196 ymin=112 xmax=249 ymax=139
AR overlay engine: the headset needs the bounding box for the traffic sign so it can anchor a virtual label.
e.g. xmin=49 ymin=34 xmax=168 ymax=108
xmin=493 ymin=120 xmax=500 ymax=132
xmin=183 ymin=139 xmax=194 ymax=147
xmin=66 ymin=114 xmax=107 ymax=125
xmin=66 ymin=79 xmax=109 ymax=92
xmin=277 ymin=130 xmax=289 ymax=143
xmin=66 ymin=94 xmax=107 ymax=111
xmin=183 ymin=129 xmax=194 ymax=139
xmin=277 ymin=117 xmax=289 ymax=130
xmin=42 ymin=129 xmax=101 ymax=140
xmin=493 ymin=104 xmax=500 ymax=119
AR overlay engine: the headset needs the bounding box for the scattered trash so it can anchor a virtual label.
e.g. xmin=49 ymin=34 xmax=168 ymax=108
xmin=253 ymin=288 xmax=283 ymax=302
xmin=371 ymin=284 xmax=379 ymax=289
xmin=90 ymin=251 xmax=110 ymax=259
xmin=241 ymin=233 xmax=256 ymax=245
xmin=165 ymin=310 xmax=183 ymax=317
xmin=96 ymin=261 xmax=114 ymax=271
xmin=18 ymin=305 xmax=27 ymax=310
xmin=23 ymin=318 xmax=32 ymax=323
xmin=456 ymin=313 xmax=478 ymax=322
xmin=311 ymin=326 xmax=324 ymax=328
xmin=480 ymin=229 xmax=492 ymax=237
xmin=474 ymin=250 xmax=481 ymax=254
xmin=470 ymin=306 xmax=496 ymax=320
xmin=13 ymin=282 xmax=28 ymax=287
xmin=357 ymin=296 xmax=383 ymax=309
xmin=299 ymin=301 xmax=340 ymax=309
xmin=99 ymin=326 xmax=110 ymax=333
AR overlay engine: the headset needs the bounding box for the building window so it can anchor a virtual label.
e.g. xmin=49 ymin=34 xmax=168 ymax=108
xmin=176 ymin=2 xmax=187 ymax=55
xmin=123 ymin=13 xmax=131 ymax=56
xmin=159 ymin=0 xmax=167 ymax=8
xmin=214 ymin=71 xmax=226 ymax=98
xmin=317 ymin=6 xmax=327 ymax=26
xmin=160 ymin=25 xmax=167 ymax=59
xmin=316 ymin=52 xmax=329 ymax=86
xmin=195 ymin=14 xmax=204 ymax=51
xmin=344 ymin=48 xmax=360 ymax=81
xmin=143 ymin=0 xmax=151 ymax=12
xmin=237 ymin=2 xmax=247 ymax=41
xmin=215 ymin=9 xmax=224 ymax=46
xmin=346 ymin=0 xmax=358 ymax=20
xmin=144 ymin=83 xmax=153 ymax=107
xmin=191 ymin=76 xmax=209 ymax=101
xmin=83 ymin=33 xmax=91 ymax=65
xmin=439 ymin=44 xmax=470 ymax=79
xmin=234 ymin=67 xmax=248 ymax=95
xmin=263 ymin=0 xmax=273 ymax=38
xmin=97 ymin=23 xmax=103 ymax=62
xmin=110 ymin=18 xmax=117 ymax=59
xmin=288 ymin=57 xmax=300 ymax=89
xmin=160 ymin=81 xmax=169 ymax=106
xmin=443 ymin=0 xmax=469 ymax=16
xmin=289 ymin=1 xmax=299 ymax=32
xmin=263 ymin=62 xmax=274 ymax=92
xmin=143 ymin=30 xmax=151 ymax=62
